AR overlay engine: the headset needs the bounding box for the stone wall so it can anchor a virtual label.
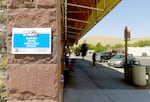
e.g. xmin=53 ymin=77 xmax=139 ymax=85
xmin=7 ymin=0 xmax=61 ymax=102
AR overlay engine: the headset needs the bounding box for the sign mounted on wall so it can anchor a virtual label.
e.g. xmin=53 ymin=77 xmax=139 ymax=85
xmin=12 ymin=28 xmax=51 ymax=54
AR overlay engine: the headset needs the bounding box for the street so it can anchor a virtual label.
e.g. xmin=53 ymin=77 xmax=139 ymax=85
xmin=64 ymin=55 xmax=150 ymax=102
xmin=136 ymin=57 xmax=150 ymax=66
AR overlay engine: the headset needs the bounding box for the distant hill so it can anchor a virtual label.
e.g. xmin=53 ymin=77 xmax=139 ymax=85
xmin=79 ymin=36 xmax=150 ymax=46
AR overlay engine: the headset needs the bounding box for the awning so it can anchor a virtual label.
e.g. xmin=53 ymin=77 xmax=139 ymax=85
xmin=62 ymin=0 xmax=121 ymax=45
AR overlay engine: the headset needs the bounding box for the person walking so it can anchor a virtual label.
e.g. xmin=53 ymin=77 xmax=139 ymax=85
xmin=92 ymin=52 xmax=96 ymax=67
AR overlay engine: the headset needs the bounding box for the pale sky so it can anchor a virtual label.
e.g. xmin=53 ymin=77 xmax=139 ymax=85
xmin=84 ymin=0 xmax=150 ymax=38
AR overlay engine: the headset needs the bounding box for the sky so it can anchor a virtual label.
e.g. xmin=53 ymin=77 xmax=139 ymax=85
xmin=83 ymin=0 xmax=150 ymax=38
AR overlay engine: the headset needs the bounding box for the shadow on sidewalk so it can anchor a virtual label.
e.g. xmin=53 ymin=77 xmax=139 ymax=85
xmin=64 ymin=58 xmax=148 ymax=90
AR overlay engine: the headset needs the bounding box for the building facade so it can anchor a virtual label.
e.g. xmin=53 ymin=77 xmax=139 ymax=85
xmin=6 ymin=0 xmax=121 ymax=102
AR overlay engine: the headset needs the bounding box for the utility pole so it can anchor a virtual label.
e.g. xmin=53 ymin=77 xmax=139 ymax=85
xmin=124 ymin=26 xmax=130 ymax=80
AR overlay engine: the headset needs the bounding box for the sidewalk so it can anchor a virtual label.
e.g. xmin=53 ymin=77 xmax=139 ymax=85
xmin=64 ymin=57 xmax=150 ymax=102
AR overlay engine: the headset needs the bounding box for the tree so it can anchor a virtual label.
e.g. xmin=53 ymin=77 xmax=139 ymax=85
xmin=112 ymin=44 xmax=123 ymax=49
xmin=128 ymin=40 xmax=150 ymax=47
xmin=105 ymin=44 xmax=111 ymax=50
xmin=138 ymin=40 xmax=150 ymax=47
xmin=87 ymin=43 xmax=95 ymax=50
xmin=94 ymin=43 xmax=107 ymax=52
xmin=94 ymin=43 xmax=101 ymax=52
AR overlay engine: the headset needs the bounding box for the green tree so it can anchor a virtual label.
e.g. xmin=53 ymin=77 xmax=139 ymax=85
xmin=112 ymin=43 xmax=123 ymax=49
xmin=128 ymin=40 xmax=150 ymax=47
xmin=94 ymin=43 xmax=101 ymax=52
xmin=131 ymin=42 xmax=138 ymax=47
xmin=138 ymin=40 xmax=145 ymax=47
xmin=138 ymin=40 xmax=150 ymax=47
xmin=87 ymin=43 xmax=95 ymax=50
xmin=105 ymin=44 xmax=112 ymax=51
xmin=94 ymin=43 xmax=106 ymax=52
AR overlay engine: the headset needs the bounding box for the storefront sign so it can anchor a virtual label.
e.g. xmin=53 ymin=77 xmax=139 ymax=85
xmin=12 ymin=28 xmax=51 ymax=54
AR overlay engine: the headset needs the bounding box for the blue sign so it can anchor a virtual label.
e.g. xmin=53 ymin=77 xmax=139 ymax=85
xmin=12 ymin=28 xmax=51 ymax=54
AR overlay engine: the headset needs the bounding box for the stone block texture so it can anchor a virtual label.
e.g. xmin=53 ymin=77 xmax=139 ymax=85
xmin=7 ymin=0 xmax=61 ymax=102
xmin=8 ymin=100 xmax=58 ymax=102
xmin=7 ymin=64 xmax=59 ymax=100
xmin=7 ymin=0 xmax=56 ymax=9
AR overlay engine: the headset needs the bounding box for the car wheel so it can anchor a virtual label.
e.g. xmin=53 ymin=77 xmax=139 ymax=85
xmin=142 ymin=52 xmax=147 ymax=57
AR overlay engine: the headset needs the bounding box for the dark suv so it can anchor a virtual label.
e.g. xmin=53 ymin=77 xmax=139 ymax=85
xmin=97 ymin=52 xmax=112 ymax=62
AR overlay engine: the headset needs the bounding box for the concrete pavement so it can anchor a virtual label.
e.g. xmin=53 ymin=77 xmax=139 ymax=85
xmin=64 ymin=57 xmax=150 ymax=102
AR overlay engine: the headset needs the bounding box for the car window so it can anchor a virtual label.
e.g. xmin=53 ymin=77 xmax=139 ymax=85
xmin=101 ymin=52 xmax=105 ymax=56
xmin=112 ymin=54 xmax=124 ymax=59
xmin=120 ymin=55 xmax=124 ymax=58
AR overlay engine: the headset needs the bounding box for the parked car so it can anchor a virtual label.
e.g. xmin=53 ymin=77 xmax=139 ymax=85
xmin=107 ymin=53 xmax=136 ymax=68
xmin=97 ymin=52 xmax=112 ymax=62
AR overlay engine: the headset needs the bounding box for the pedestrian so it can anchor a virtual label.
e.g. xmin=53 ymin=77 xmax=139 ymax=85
xmin=92 ymin=52 xmax=96 ymax=67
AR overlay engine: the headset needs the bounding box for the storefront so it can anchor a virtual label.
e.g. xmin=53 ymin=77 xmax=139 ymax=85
xmin=6 ymin=0 xmax=121 ymax=102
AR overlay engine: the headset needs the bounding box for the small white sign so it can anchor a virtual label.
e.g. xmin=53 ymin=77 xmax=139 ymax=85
xmin=12 ymin=28 xmax=51 ymax=54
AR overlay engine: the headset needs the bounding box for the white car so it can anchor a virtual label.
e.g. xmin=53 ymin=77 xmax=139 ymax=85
xmin=107 ymin=53 xmax=136 ymax=68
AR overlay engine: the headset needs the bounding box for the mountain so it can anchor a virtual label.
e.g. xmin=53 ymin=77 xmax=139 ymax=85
xmin=78 ymin=36 xmax=150 ymax=45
